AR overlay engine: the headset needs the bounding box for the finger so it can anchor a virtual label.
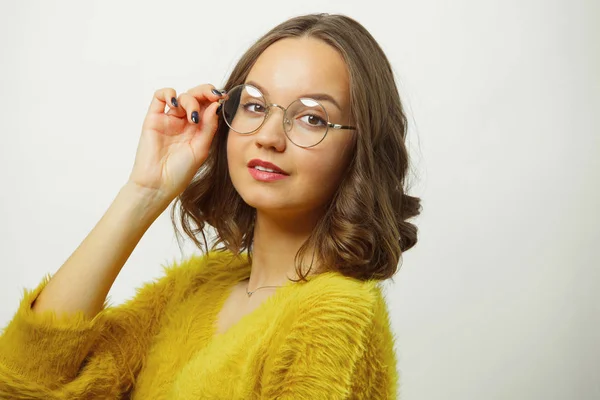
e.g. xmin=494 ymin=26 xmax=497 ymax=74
xmin=185 ymin=83 xmax=226 ymax=104
xmin=177 ymin=92 xmax=202 ymax=124
xmin=201 ymin=101 xmax=221 ymax=135
xmin=190 ymin=101 xmax=221 ymax=157
xmin=148 ymin=88 xmax=179 ymax=115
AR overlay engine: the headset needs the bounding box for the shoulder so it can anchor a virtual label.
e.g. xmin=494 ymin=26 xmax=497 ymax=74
xmin=265 ymin=273 xmax=395 ymax=380
xmin=298 ymin=271 xmax=385 ymax=309
xmin=286 ymin=272 xmax=390 ymax=334
xmin=136 ymin=249 xmax=250 ymax=300
xmin=162 ymin=249 xmax=249 ymax=282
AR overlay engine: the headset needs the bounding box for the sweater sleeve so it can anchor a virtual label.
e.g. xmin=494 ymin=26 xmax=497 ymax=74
xmin=0 ymin=256 xmax=202 ymax=400
xmin=260 ymin=277 xmax=399 ymax=400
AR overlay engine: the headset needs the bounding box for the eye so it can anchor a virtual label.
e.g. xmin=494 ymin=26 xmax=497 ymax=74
xmin=242 ymin=102 xmax=267 ymax=114
xmin=299 ymin=114 xmax=327 ymax=127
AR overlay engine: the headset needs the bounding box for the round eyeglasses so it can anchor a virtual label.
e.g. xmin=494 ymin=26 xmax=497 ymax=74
xmin=218 ymin=84 xmax=356 ymax=148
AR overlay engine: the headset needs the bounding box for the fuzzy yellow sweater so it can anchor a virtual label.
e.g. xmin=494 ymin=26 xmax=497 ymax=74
xmin=0 ymin=250 xmax=398 ymax=399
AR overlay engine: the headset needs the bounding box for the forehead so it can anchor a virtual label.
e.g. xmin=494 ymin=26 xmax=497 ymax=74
xmin=246 ymin=37 xmax=350 ymax=103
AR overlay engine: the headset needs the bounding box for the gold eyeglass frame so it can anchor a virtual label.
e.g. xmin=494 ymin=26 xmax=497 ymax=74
xmin=217 ymin=84 xmax=356 ymax=148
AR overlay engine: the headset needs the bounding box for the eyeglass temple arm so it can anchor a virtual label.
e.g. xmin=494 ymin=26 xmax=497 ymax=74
xmin=328 ymin=123 xmax=356 ymax=130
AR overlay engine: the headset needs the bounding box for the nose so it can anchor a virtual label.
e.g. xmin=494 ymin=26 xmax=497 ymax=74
xmin=253 ymin=104 xmax=288 ymax=152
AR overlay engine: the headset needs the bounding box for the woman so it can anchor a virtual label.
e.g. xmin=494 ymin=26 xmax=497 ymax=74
xmin=0 ymin=13 xmax=420 ymax=399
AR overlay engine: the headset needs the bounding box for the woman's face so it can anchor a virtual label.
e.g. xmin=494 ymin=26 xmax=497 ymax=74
xmin=227 ymin=37 xmax=355 ymax=218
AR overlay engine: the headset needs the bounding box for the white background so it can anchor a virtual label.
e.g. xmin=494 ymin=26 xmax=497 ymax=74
xmin=0 ymin=1 xmax=598 ymax=399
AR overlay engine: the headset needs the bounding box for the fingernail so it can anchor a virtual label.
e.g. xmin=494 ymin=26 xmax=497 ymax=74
xmin=219 ymin=89 xmax=227 ymax=94
xmin=191 ymin=111 xmax=199 ymax=124
xmin=171 ymin=97 xmax=178 ymax=107
xmin=211 ymin=89 xmax=222 ymax=96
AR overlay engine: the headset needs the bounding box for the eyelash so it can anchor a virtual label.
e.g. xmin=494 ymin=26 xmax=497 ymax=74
xmin=299 ymin=114 xmax=326 ymax=127
xmin=241 ymin=102 xmax=327 ymax=127
xmin=242 ymin=102 xmax=266 ymax=113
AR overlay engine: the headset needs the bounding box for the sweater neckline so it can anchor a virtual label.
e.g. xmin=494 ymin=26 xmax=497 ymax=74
xmin=207 ymin=270 xmax=299 ymax=345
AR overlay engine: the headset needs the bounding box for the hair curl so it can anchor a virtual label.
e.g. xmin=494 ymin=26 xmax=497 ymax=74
xmin=170 ymin=13 xmax=422 ymax=282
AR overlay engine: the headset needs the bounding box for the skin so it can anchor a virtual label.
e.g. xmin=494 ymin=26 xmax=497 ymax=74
xmin=226 ymin=36 xmax=356 ymax=297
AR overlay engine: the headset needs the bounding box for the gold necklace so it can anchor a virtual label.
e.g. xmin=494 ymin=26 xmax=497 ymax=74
xmin=246 ymin=284 xmax=284 ymax=297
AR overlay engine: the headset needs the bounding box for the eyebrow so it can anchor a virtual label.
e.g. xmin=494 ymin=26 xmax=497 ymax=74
xmin=245 ymin=80 xmax=343 ymax=112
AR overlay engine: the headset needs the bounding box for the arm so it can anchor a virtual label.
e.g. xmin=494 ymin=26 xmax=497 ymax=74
xmin=0 ymin=184 xmax=167 ymax=397
xmin=0 ymin=260 xmax=186 ymax=399
xmin=260 ymin=278 xmax=399 ymax=399
xmin=0 ymin=81 xmax=221 ymax=398
xmin=32 ymin=183 xmax=168 ymax=319
xmin=0 ymin=254 xmax=207 ymax=399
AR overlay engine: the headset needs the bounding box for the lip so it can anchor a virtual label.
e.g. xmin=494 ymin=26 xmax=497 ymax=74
xmin=247 ymin=159 xmax=289 ymax=182
xmin=248 ymin=167 xmax=289 ymax=182
xmin=247 ymin=159 xmax=289 ymax=175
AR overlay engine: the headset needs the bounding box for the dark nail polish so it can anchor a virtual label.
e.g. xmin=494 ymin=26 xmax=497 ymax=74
xmin=171 ymin=97 xmax=178 ymax=107
xmin=191 ymin=111 xmax=199 ymax=124
xmin=220 ymin=89 xmax=227 ymax=94
xmin=211 ymin=89 xmax=222 ymax=96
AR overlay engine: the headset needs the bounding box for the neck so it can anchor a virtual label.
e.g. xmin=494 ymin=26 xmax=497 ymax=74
xmin=247 ymin=209 xmax=322 ymax=289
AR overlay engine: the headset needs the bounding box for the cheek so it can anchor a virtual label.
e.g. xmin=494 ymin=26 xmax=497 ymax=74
xmin=297 ymin=149 xmax=351 ymax=191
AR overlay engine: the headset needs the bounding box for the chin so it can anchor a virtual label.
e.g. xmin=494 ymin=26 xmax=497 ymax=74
xmin=231 ymin=172 xmax=325 ymax=215
xmin=238 ymin=190 xmax=292 ymax=212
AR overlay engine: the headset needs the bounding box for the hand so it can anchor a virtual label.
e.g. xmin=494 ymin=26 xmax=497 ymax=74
xmin=127 ymin=84 xmax=224 ymax=205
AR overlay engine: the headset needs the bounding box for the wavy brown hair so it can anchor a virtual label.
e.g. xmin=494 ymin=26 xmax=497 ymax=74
xmin=170 ymin=13 xmax=421 ymax=282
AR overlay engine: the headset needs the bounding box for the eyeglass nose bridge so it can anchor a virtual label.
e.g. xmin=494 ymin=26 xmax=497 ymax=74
xmin=264 ymin=103 xmax=293 ymax=132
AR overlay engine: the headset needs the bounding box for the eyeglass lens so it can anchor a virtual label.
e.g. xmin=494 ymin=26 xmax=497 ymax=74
xmin=222 ymin=84 xmax=330 ymax=148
